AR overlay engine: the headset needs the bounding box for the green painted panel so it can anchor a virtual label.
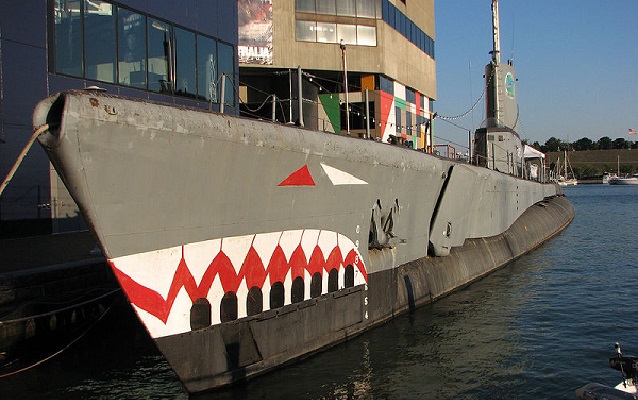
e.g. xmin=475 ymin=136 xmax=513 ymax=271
xmin=395 ymin=97 xmax=407 ymax=110
xmin=319 ymin=94 xmax=341 ymax=134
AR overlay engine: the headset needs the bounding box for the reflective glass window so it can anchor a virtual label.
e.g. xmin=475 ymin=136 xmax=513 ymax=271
xmin=357 ymin=0 xmax=376 ymax=18
xmin=84 ymin=1 xmax=116 ymax=83
xmin=316 ymin=0 xmax=335 ymax=14
xmin=54 ymin=1 xmax=83 ymax=77
xmin=396 ymin=12 xmax=403 ymax=36
xmin=380 ymin=76 xmax=393 ymax=95
xmin=296 ymin=20 xmax=316 ymax=42
xmin=316 ymin=22 xmax=336 ymax=43
xmin=402 ymin=15 xmax=409 ymax=37
xmin=337 ymin=24 xmax=356 ymax=45
xmin=356 ymin=25 xmax=376 ymax=46
xmin=406 ymin=88 xmax=416 ymax=104
xmin=218 ymin=41 xmax=235 ymax=106
xmin=388 ymin=4 xmax=396 ymax=29
xmin=148 ymin=19 xmax=171 ymax=93
xmin=337 ymin=0 xmax=356 ymax=17
xmin=409 ymin=21 xmax=416 ymax=42
xmin=296 ymin=0 xmax=315 ymax=13
xmin=174 ymin=28 xmax=196 ymax=97
xmin=382 ymin=0 xmax=390 ymax=22
xmin=197 ymin=35 xmax=217 ymax=101
xmin=118 ymin=8 xmax=147 ymax=88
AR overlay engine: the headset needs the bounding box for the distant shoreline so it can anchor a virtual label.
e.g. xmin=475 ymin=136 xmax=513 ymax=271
xmin=546 ymin=148 xmax=637 ymax=178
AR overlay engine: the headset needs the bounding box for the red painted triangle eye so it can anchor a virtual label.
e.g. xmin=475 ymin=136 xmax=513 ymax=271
xmin=278 ymin=165 xmax=315 ymax=186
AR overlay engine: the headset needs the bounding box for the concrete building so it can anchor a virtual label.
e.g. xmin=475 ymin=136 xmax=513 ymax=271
xmin=239 ymin=0 xmax=436 ymax=147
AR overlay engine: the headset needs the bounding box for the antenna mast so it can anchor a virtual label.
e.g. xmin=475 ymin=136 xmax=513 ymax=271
xmin=488 ymin=0 xmax=502 ymax=126
xmin=491 ymin=0 xmax=501 ymax=64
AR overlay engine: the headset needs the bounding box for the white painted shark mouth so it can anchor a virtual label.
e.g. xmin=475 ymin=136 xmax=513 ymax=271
xmin=109 ymin=229 xmax=367 ymax=338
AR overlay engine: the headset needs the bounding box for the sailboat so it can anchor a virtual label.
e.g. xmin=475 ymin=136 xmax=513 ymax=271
xmin=555 ymin=149 xmax=578 ymax=186
xmin=609 ymin=155 xmax=638 ymax=185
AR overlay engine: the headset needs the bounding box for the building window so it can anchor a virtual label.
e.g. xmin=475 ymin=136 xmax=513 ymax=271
xmin=380 ymin=76 xmax=394 ymax=95
xmin=84 ymin=1 xmax=116 ymax=83
xmin=297 ymin=0 xmax=377 ymax=18
xmin=296 ymin=0 xmax=316 ymax=13
xmin=296 ymin=20 xmax=376 ymax=47
xmin=197 ymin=34 xmax=218 ymax=102
xmin=296 ymin=20 xmax=317 ymax=42
xmin=316 ymin=0 xmax=336 ymax=15
xmin=54 ymin=2 xmax=83 ymax=77
xmin=380 ymin=0 xmax=435 ymax=59
xmin=118 ymin=9 xmax=147 ymax=89
xmin=337 ymin=24 xmax=356 ymax=45
xmin=357 ymin=25 xmax=376 ymax=46
xmin=218 ymin=41 xmax=236 ymax=106
xmin=316 ymin=22 xmax=336 ymax=43
xmin=50 ymin=0 xmax=235 ymax=104
xmin=336 ymin=0 xmax=356 ymax=17
xmin=406 ymin=111 xmax=413 ymax=135
xmin=147 ymin=19 xmax=171 ymax=93
xmin=406 ymin=88 xmax=416 ymax=104
xmin=356 ymin=0 xmax=376 ymax=18
xmin=175 ymin=28 xmax=196 ymax=97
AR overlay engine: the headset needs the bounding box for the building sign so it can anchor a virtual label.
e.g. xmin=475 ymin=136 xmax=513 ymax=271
xmin=505 ymin=71 xmax=516 ymax=99
xmin=238 ymin=0 xmax=273 ymax=65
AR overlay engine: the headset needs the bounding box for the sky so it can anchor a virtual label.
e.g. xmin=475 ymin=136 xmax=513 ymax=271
xmin=433 ymin=0 xmax=638 ymax=151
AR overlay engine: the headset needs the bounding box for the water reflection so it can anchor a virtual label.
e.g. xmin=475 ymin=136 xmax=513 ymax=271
xmin=3 ymin=186 xmax=638 ymax=399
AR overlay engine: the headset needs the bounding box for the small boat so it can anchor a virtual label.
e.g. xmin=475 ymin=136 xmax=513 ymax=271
xmin=607 ymin=156 xmax=637 ymax=185
xmin=575 ymin=343 xmax=638 ymax=400
xmin=603 ymin=172 xmax=618 ymax=184
xmin=555 ymin=149 xmax=578 ymax=186
xmin=609 ymin=174 xmax=638 ymax=185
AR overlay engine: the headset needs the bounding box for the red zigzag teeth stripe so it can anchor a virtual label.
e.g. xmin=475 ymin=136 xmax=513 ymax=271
xmin=111 ymin=243 xmax=367 ymax=324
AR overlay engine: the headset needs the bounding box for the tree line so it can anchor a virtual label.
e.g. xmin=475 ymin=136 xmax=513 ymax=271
xmin=526 ymin=136 xmax=637 ymax=153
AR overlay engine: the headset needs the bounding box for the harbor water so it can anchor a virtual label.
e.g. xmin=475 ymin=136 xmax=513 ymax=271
xmin=1 ymin=184 xmax=636 ymax=399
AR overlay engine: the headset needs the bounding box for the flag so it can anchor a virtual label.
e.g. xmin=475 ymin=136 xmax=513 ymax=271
xmin=630 ymin=129 xmax=637 ymax=135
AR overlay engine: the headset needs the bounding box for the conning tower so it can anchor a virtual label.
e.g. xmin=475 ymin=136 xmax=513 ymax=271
xmin=474 ymin=0 xmax=522 ymax=175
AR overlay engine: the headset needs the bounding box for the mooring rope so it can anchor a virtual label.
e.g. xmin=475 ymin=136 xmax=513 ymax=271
xmin=0 ymin=289 xmax=119 ymax=378
xmin=0 ymin=124 xmax=50 ymax=197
